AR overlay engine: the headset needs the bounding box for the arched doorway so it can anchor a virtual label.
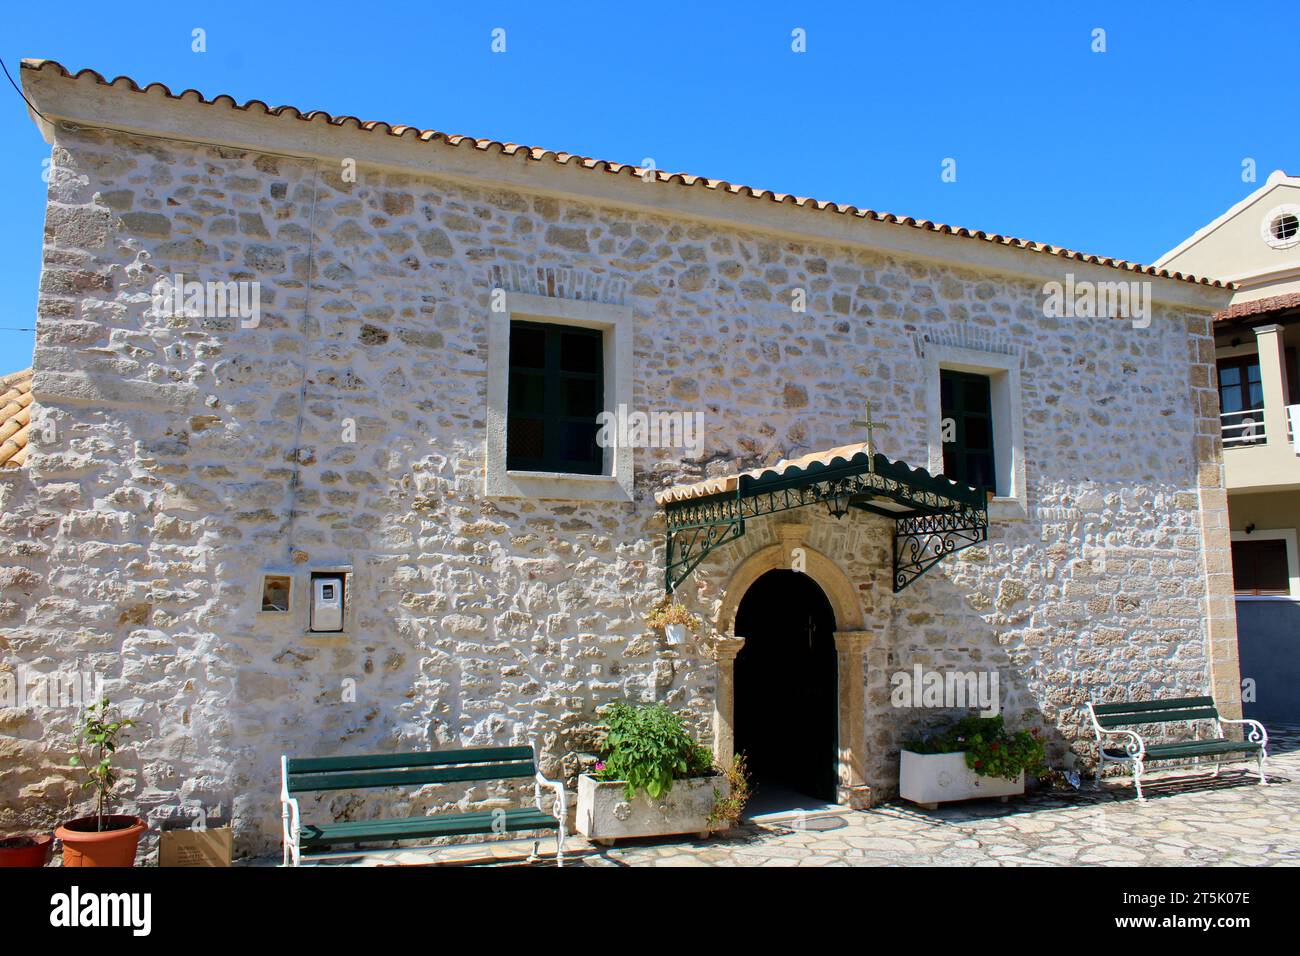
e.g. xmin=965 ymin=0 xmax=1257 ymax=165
xmin=733 ymin=569 xmax=839 ymax=804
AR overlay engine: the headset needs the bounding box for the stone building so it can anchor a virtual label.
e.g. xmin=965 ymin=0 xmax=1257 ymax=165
xmin=0 ymin=59 xmax=1239 ymax=857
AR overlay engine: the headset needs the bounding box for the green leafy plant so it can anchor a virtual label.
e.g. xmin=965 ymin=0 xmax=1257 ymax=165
xmin=643 ymin=598 xmax=701 ymax=634
xmin=69 ymin=698 xmax=134 ymax=831
xmin=594 ymin=702 xmax=712 ymax=800
xmin=904 ymin=715 xmax=1046 ymax=781
xmin=706 ymin=754 xmax=751 ymax=829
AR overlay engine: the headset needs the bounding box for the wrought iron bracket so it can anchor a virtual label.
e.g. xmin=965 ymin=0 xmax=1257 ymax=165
xmin=665 ymin=490 xmax=745 ymax=593
xmin=892 ymin=508 xmax=988 ymax=592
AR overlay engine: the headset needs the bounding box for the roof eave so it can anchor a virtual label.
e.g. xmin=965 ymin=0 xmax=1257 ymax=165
xmin=1153 ymin=170 xmax=1300 ymax=270
xmin=21 ymin=59 xmax=1232 ymax=312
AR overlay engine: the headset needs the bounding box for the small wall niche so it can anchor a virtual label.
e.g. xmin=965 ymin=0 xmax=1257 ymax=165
xmin=260 ymin=574 xmax=292 ymax=613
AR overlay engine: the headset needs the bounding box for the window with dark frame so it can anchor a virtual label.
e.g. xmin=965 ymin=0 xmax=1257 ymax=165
xmin=940 ymin=369 xmax=996 ymax=495
xmin=507 ymin=321 xmax=605 ymax=475
xmin=1231 ymin=538 xmax=1290 ymax=596
xmin=1216 ymin=355 xmax=1263 ymax=414
xmin=1216 ymin=354 xmax=1265 ymax=445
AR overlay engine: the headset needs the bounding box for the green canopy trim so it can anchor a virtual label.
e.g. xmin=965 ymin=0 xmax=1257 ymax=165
xmin=656 ymin=443 xmax=988 ymax=594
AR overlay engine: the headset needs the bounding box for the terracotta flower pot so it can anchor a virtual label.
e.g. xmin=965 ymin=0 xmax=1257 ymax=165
xmin=56 ymin=815 xmax=147 ymax=867
xmin=0 ymin=833 xmax=53 ymax=867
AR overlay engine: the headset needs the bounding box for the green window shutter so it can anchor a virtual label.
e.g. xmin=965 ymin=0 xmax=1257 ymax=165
xmin=507 ymin=321 xmax=604 ymax=474
xmin=940 ymin=369 xmax=996 ymax=494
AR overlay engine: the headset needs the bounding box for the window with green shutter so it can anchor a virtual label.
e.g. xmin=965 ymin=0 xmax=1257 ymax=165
xmin=507 ymin=321 xmax=605 ymax=475
xmin=941 ymin=369 xmax=996 ymax=494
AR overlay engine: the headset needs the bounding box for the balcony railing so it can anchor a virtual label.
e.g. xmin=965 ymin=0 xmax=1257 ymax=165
xmin=1222 ymin=408 xmax=1266 ymax=447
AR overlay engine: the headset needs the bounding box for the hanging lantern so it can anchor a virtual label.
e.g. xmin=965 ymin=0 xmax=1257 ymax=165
xmin=825 ymin=482 xmax=852 ymax=519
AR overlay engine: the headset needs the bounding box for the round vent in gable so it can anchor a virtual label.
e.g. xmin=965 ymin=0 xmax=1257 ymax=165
xmin=1262 ymin=204 xmax=1300 ymax=250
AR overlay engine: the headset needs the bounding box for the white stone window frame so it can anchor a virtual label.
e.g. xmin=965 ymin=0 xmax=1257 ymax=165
xmin=1230 ymin=528 xmax=1300 ymax=601
xmin=924 ymin=344 xmax=1027 ymax=520
xmin=486 ymin=291 xmax=634 ymax=501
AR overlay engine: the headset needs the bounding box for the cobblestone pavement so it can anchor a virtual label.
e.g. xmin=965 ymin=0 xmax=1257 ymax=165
xmin=576 ymin=725 xmax=1299 ymax=868
xmin=261 ymin=725 xmax=1298 ymax=868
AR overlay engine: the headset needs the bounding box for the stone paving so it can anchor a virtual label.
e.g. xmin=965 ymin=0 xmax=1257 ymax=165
xmin=258 ymin=725 xmax=1299 ymax=868
xmin=577 ymin=726 xmax=1299 ymax=868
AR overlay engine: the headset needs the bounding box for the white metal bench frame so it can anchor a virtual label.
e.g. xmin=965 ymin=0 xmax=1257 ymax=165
xmin=1085 ymin=698 xmax=1268 ymax=800
xmin=279 ymin=743 xmax=567 ymax=867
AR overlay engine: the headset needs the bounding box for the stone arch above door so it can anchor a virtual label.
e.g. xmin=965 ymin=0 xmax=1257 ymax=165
xmin=708 ymin=524 xmax=875 ymax=809
xmin=712 ymin=525 xmax=866 ymax=636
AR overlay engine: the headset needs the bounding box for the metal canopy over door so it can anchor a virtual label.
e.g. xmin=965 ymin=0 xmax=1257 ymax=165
xmin=655 ymin=442 xmax=988 ymax=593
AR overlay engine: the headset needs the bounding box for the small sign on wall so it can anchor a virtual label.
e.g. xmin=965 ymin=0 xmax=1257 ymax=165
xmin=158 ymin=827 xmax=233 ymax=867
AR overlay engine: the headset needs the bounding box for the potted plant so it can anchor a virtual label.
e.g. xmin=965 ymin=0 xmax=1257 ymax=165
xmin=705 ymin=754 xmax=751 ymax=831
xmin=644 ymin=598 xmax=701 ymax=646
xmin=577 ymin=702 xmax=733 ymax=843
xmin=0 ymin=833 xmax=53 ymax=867
xmin=900 ymin=714 xmax=1046 ymax=809
xmin=55 ymin=698 xmax=147 ymax=867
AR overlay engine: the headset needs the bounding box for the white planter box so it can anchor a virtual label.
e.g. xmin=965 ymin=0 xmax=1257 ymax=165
xmin=664 ymin=623 xmax=687 ymax=645
xmin=576 ymin=773 xmax=728 ymax=843
xmin=900 ymin=750 xmax=1024 ymax=808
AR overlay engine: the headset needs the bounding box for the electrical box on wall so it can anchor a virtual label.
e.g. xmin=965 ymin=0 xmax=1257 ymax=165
xmin=310 ymin=574 xmax=345 ymax=632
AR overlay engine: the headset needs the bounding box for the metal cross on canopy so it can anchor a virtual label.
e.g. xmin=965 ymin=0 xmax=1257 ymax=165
xmin=850 ymin=400 xmax=887 ymax=471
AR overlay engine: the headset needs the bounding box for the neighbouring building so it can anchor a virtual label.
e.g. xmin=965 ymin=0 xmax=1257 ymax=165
xmin=0 ymin=59 xmax=1238 ymax=858
xmin=1155 ymin=169 xmax=1300 ymax=724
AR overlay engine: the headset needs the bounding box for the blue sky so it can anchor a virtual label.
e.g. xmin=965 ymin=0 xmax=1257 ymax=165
xmin=1 ymin=1 xmax=1297 ymax=373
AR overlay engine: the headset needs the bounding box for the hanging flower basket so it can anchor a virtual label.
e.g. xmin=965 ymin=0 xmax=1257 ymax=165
xmin=644 ymin=599 xmax=701 ymax=645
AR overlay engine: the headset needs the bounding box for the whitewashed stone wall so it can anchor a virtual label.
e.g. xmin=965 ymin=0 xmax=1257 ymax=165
xmin=0 ymin=123 xmax=1226 ymax=856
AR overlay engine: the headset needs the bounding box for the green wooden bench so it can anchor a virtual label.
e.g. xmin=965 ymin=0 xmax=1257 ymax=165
xmin=279 ymin=745 xmax=567 ymax=866
xmin=1086 ymin=696 xmax=1267 ymax=800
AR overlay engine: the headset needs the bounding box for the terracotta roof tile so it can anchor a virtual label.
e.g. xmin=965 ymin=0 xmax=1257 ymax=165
xmin=655 ymin=441 xmax=871 ymax=506
xmin=0 ymin=369 xmax=33 ymax=468
xmin=21 ymin=59 xmax=1229 ymax=291
xmin=1214 ymin=293 xmax=1300 ymax=323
